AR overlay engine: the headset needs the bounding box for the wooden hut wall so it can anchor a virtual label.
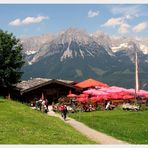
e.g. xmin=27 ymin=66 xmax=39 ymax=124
xmin=18 ymin=82 xmax=81 ymax=104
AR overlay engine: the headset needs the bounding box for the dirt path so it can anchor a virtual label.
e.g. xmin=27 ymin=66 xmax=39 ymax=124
xmin=47 ymin=106 xmax=128 ymax=144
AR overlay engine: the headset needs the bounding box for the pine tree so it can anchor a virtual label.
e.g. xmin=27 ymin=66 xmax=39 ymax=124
xmin=0 ymin=29 xmax=24 ymax=96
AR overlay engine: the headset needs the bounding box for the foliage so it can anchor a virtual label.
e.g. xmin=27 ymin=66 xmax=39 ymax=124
xmin=0 ymin=99 xmax=96 ymax=144
xmin=0 ymin=96 xmax=5 ymax=100
xmin=140 ymin=104 xmax=148 ymax=110
xmin=0 ymin=30 xmax=24 ymax=95
xmin=69 ymin=110 xmax=148 ymax=144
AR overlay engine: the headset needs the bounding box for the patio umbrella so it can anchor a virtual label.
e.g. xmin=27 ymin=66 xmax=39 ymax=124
xmin=83 ymin=89 xmax=95 ymax=95
xmin=136 ymin=90 xmax=148 ymax=97
xmin=92 ymin=91 xmax=109 ymax=96
xmin=126 ymin=89 xmax=148 ymax=98
xmin=90 ymin=97 xmax=98 ymax=102
xmin=104 ymin=92 xmax=123 ymax=100
xmin=77 ymin=94 xmax=88 ymax=98
xmin=126 ymin=89 xmax=135 ymax=94
xmin=123 ymin=94 xmax=134 ymax=99
xmin=41 ymin=92 xmax=44 ymax=100
xmin=67 ymin=94 xmax=77 ymax=98
xmin=96 ymin=94 xmax=110 ymax=101
xmin=77 ymin=97 xmax=88 ymax=103
xmin=99 ymin=86 xmax=128 ymax=93
xmin=68 ymin=90 xmax=72 ymax=95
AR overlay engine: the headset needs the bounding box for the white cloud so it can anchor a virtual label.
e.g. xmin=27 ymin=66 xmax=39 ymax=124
xmin=9 ymin=16 xmax=48 ymax=26
xmin=133 ymin=22 xmax=148 ymax=32
xmin=9 ymin=18 xmax=21 ymax=26
xmin=22 ymin=16 xmax=48 ymax=25
xmin=103 ymin=17 xmax=131 ymax=34
xmin=88 ymin=10 xmax=99 ymax=18
xmin=111 ymin=5 xmax=141 ymax=20
xmin=103 ymin=17 xmax=123 ymax=27
xmin=118 ymin=23 xmax=131 ymax=34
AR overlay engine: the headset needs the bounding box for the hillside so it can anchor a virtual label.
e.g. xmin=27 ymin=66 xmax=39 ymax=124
xmin=0 ymin=98 xmax=95 ymax=144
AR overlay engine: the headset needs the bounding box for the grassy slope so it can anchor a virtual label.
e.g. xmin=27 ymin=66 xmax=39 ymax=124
xmin=69 ymin=109 xmax=148 ymax=144
xmin=0 ymin=98 xmax=95 ymax=144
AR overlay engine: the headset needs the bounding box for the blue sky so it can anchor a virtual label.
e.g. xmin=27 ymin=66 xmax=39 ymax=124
xmin=0 ymin=4 xmax=147 ymax=38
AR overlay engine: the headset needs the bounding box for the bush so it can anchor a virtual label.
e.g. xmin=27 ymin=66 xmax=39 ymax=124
xmin=0 ymin=96 xmax=5 ymax=100
xmin=140 ymin=104 xmax=148 ymax=110
xmin=96 ymin=106 xmax=102 ymax=111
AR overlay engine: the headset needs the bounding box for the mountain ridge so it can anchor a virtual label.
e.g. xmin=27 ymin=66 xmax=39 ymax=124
xmin=21 ymin=28 xmax=148 ymax=90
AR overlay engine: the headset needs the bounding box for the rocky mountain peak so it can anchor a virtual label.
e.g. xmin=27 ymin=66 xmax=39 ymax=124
xmin=56 ymin=28 xmax=91 ymax=44
xmin=92 ymin=30 xmax=113 ymax=56
xmin=21 ymin=28 xmax=148 ymax=65
xmin=21 ymin=33 xmax=54 ymax=55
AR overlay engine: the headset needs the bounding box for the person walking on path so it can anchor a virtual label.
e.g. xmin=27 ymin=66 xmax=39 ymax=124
xmin=63 ymin=105 xmax=68 ymax=120
xmin=45 ymin=99 xmax=49 ymax=112
xmin=60 ymin=104 xmax=65 ymax=118
xmin=59 ymin=104 xmax=68 ymax=120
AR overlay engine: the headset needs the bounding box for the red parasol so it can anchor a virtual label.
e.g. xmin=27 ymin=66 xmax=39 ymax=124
xmin=77 ymin=97 xmax=88 ymax=103
xmin=123 ymin=94 xmax=134 ymax=99
xmin=77 ymin=94 xmax=88 ymax=98
xmin=67 ymin=94 xmax=77 ymax=98
xmin=41 ymin=92 xmax=44 ymax=100
xmin=69 ymin=90 xmax=72 ymax=95
xmin=90 ymin=97 xmax=98 ymax=102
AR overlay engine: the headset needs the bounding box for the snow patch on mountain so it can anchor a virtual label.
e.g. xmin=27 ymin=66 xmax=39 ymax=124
xmin=74 ymin=51 xmax=78 ymax=57
xmin=60 ymin=44 xmax=73 ymax=61
xmin=79 ymin=49 xmax=84 ymax=59
xmin=111 ymin=43 xmax=129 ymax=52
xmin=28 ymin=61 xmax=33 ymax=65
xmin=25 ymin=50 xmax=37 ymax=55
xmin=140 ymin=44 xmax=148 ymax=54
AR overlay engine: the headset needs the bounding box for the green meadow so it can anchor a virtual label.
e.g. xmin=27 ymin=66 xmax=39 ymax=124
xmin=70 ymin=109 xmax=148 ymax=144
xmin=0 ymin=98 xmax=95 ymax=144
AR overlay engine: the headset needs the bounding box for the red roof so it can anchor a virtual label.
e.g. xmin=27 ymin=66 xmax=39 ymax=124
xmin=75 ymin=78 xmax=109 ymax=89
